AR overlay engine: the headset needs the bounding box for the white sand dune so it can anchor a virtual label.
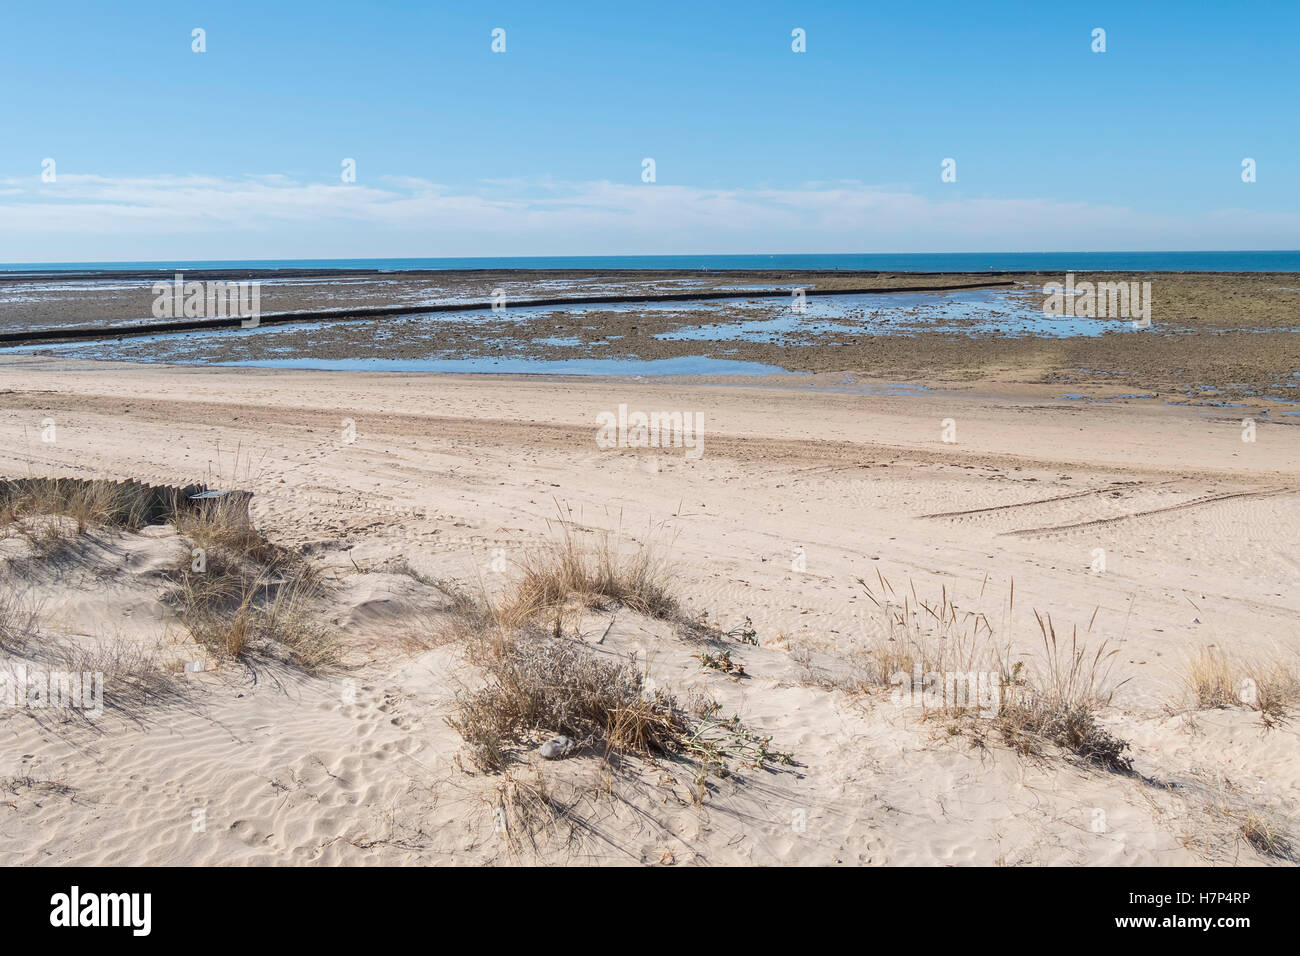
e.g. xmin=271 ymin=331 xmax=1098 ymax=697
xmin=1 ymin=356 xmax=1296 ymax=865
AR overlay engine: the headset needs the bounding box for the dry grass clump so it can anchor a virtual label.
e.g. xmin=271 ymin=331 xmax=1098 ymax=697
xmin=854 ymin=573 xmax=997 ymax=697
xmin=1181 ymin=645 xmax=1299 ymax=726
xmin=1251 ymin=662 xmax=1300 ymax=725
xmin=169 ymin=504 xmax=340 ymax=674
xmin=1192 ymin=775 xmax=1299 ymax=863
xmin=449 ymin=633 xmax=693 ymax=772
xmin=0 ymin=588 xmax=41 ymax=653
xmin=1 ymin=481 xmax=259 ymax=579
xmin=0 ymin=591 xmax=183 ymax=720
xmin=505 ymin=523 xmax=679 ymax=624
xmin=173 ymin=494 xmax=274 ymax=564
xmin=0 ymin=643 xmax=182 ymax=722
xmin=265 ymin=572 xmax=345 ymax=673
xmin=1182 ymin=646 xmax=1239 ymax=708
xmin=50 ymin=635 xmax=184 ymax=717
xmin=173 ymin=564 xmax=261 ymax=660
xmin=994 ymin=614 xmax=1132 ymax=772
xmin=424 ymin=577 xmax=515 ymax=645
xmin=0 ymin=479 xmax=180 ymax=573
xmin=450 ymin=630 xmax=792 ymax=778
xmin=1 ymin=478 xmax=159 ymax=533
xmin=855 ymin=575 xmax=1133 ymax=771
xmin=1236 ymin=810 xmax=1295 ymax=861
xmin=5 ymin=516 xmax=85 ymax=561
xmin=441 ymin=531 xmax=791 ymax=778
xmin=172 ymin=553 xmax=341 ymax=673
xmin=487 ymin=769 xmax=581 ymax=856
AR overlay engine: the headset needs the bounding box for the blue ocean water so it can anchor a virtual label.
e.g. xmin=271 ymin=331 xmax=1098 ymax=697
xmin=2 ymin=252 xmax=1299 ymax=274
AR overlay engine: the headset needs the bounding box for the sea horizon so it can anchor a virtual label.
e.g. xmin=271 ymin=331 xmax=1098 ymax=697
xmin=3 ymin=250 xmax=1299 ymax=275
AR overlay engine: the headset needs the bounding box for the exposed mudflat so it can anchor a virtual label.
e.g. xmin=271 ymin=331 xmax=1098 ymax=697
xmin=4 ymin=271 xmax=1299 ymax=404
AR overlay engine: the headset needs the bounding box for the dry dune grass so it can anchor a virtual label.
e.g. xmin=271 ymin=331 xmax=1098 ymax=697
xmin=173 ymin=493 xmax=272 ymax=564
xmin=856 ymin=574 xmax=1133 ymax=771
xmin=484 ymin=769 xmax=581 ymax=856
xmin=1235 ymin=810 xmax=1296 ymax=861
xmin=440 ymin=526 xmax=792 ymax=782
xmin=169 ymin=536 xmax=341 ymax=674
xmin=0 ymin=589 xmax=182 ymax=719
xmin=854 ymin=572 xmax=1003 ymax=695
xmin=448 ymin=632 xmax=696 ymax=772
xmin=1182 ymin=645 xmax=1238 ymax=708
xmin=1 ymin=476 xmax=261 ymax=559
xmin=431 ymin=532 xmax=800 ymax=858
xmin=995 ymin=613 xmax=1132 ymax=772
xmin=432 ymin=526 xmax=1161 ymax=856
xmin=448 ymin=538 xmax=1134 ymax=784
xmin=1 ymin=477 xmax=172 ymax=535
xmin=1182 ymin=645 xmax=1300 ymax=726
xmin=0 ymin=479 xmax=343 ymax=731
xmin=1 ymin=480 xmax=138 ymax=562
xmin=0 ymin=587 xmax=40 ymax=653
xmin=47 ymin=634 xmax=183 ymax=718
xmin=1 ymin=477 xmax=343 ymax=677
xmin=140 ymin=483 xmax=346 ymax=673
xmin=504 ymin=521 xmax=680 ymax=625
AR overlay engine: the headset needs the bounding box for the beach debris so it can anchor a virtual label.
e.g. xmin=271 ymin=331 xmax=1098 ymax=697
xmin=537 ymin=735 xmax=576 ymax=759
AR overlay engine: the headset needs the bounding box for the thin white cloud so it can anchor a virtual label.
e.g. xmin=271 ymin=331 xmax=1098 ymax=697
xmin=0 ymin=173 xmax=1293 ymax=260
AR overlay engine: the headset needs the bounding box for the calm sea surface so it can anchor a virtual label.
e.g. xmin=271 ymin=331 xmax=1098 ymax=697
xmin=2 ymin=252 xmax=1299 ymax=275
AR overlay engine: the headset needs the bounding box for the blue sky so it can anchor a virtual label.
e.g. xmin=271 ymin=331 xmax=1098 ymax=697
xmin=1 ymin=0 xmax=1296 ymax=261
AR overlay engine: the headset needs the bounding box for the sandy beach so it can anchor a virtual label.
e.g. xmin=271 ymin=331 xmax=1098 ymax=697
xmin=2 ymin=352 xmax=1296 ymax=865
xmin=8 ymin=0 xmax=1300 ymax=932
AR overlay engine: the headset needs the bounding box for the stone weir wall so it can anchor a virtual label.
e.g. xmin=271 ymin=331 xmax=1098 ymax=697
xmin=0 ymin=477 xmax=252 ymax=526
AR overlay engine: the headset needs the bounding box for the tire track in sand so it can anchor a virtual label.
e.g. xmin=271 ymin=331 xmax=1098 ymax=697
xmin=999 ymin=486 xmax=1296 ymax=539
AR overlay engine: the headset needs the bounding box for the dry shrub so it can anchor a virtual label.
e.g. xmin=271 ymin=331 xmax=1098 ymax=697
xmin=442 ymin=533 xmax=791 ymax=776
xmin=450 ymin=629 xmax=791 ymax=778
xmin=449 ymin=633 xmax=692 ymax=772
